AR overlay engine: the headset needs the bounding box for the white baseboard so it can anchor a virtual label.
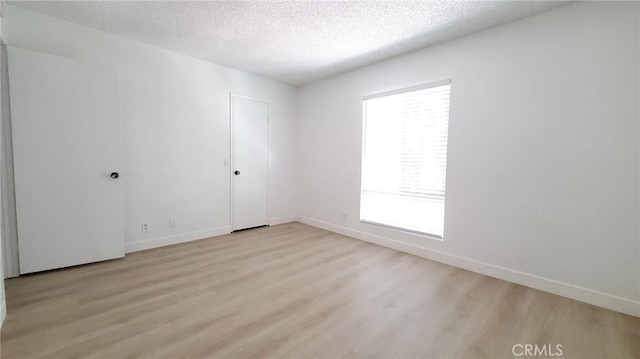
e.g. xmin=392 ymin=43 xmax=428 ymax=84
xmin=268 ymin=215 xmax=296 ymax=226
xmin=295 ymin=216 xmax=640 ymax=317
xmin=1 ymin=297 xmax=6 ymax=328
xmin=125 ymin=218 xmax=295 ymax=254
xmin=125 ymin=226 xmax=231 ymax=253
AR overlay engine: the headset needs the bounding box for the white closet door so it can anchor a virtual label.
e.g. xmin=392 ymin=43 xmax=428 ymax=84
xmin=8 ymin=47 xmax=124 ymax=274
xmin=231 ymin=95 xmax=269 ymax=231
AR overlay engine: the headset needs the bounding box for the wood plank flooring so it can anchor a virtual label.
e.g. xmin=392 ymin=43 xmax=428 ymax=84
xmin=1 ymin=222 xmax=638 ymax=358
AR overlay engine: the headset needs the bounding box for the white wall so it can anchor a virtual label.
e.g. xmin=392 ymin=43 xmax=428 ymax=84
xmin=2 ymin=4 xmax=297 ymax=262
xmin=297 ymin=2 xmax=639 ymax=316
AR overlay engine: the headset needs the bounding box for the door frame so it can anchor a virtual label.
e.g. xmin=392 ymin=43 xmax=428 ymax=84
xmin=229 ymin=93 xmax=270 ymax=231
xmin=1 ymin=44 xmax=19 ymax=278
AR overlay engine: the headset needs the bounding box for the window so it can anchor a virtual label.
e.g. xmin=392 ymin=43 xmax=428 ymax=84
xmin=360 ymin=80 xmax=451 ymax=238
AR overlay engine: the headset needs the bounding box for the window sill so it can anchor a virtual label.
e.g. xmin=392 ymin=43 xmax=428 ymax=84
xmin=360 ymin=220 xmax=444 ymax=241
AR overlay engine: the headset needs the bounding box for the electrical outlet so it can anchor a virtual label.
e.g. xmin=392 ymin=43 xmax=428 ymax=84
xmin=141 ymin=222 xmax=150 ymax=233
xmin=169 ymin=219 xmax=176 ymax=228
xmin=341 ymin=213 xmax=347 ymax=222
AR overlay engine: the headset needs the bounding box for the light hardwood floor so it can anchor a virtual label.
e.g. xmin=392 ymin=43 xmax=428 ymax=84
xmin=1 ymin=222 xmax=638 ymax=358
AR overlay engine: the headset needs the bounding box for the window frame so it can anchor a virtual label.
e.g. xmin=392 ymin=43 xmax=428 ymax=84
xmin=359 ymin=79 xmax=452 ymax=240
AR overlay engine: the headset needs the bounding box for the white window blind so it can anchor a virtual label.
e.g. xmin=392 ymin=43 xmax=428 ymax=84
xmin=360 ymin=81 xmax=451 ymax=238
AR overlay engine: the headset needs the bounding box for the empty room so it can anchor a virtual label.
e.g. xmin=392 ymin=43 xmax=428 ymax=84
xmin=0 ymin=0 xmax=638 ymax=358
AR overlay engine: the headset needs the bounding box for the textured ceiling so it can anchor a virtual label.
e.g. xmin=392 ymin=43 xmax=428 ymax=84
xmin=9 ymin=1 xmax=570 ymax=86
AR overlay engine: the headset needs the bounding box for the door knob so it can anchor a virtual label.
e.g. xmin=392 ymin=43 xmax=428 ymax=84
xmin=110 ymin=172 xmax=119 ymax=179
xmin=234 ymin=170 xmax=240 ymax=175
